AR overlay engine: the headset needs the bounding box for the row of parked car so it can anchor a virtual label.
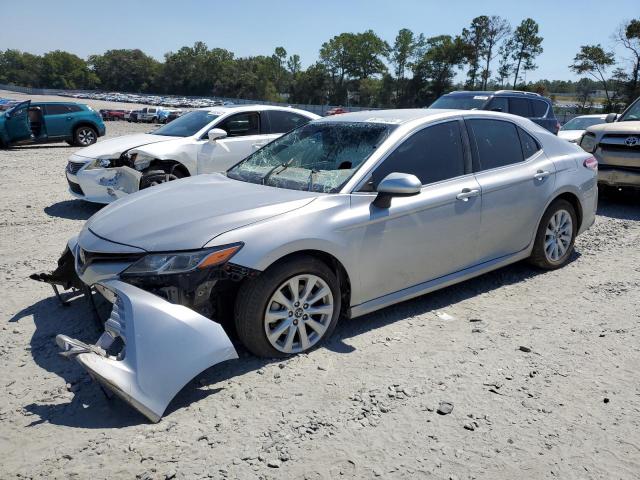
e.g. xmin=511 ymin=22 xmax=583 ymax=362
xmin=28 ymin=88 xmax=640 ymax=422
xmin=98 ymin=107 xmax=185 ymax=124
xmin=66 ymin=91 xmax=234 ymax=109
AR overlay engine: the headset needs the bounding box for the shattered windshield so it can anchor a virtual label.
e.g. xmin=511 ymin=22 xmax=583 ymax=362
xmin=152 ymin=110 xmax=220 ymax=137
xmin=227 ymin=122 xmax=395 ymax=193
xmin=618 ymin=100 xmax=640 ymax=122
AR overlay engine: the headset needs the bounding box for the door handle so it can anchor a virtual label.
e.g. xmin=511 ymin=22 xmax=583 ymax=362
xmin=66 ymin=116 xmax=72 ymax=120
xmin=456 ymin=188 xmax=480 ymax=201
xmin=534 ymin=170 xmax=551 ymax=181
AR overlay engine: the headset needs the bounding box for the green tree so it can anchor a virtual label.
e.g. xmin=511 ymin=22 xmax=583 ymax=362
xmin=615 ymin=19 xmax=640 ymax=103
xmin=412 ymin=35 xmax=466 ymax=105
xmin=89 ymin=49 xmax=159 ymax=92
xmin=510 ymin=18 xmax=543 ymax=88
xmin=569 ymin=44 xmax=616 ymax=108
xmin=461 ymin=16 xmax=489 ymax=89
xmin=480 ymin=16 xmax=510 ymax=90
xmin=389 ymin=28 xmax=424 ymax=104
xmin=0 ymin=50 xmax=42 ymax=87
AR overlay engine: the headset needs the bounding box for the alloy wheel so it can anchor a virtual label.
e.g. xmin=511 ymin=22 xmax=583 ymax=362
xmin=264 ymin=274 xmax=334 ymax=354
xmin=77 ymin=128 xmax=96 ymax=145
xmin=544 ymin=209 xmax=573 ymax=262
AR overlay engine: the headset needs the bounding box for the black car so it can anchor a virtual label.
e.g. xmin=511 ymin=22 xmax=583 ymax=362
xmin=430 ymin=90 xmax=560 ymax=134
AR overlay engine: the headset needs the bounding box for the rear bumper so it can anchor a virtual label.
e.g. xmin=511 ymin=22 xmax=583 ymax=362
xmin=56 ymin=280 xmax=238 ymax=422
xmin=597 ymin=166 xmax=640 ymax=188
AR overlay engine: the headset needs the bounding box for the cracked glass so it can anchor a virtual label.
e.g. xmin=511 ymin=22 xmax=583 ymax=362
xmin=227 ymin=122 xmax=395 ymax=193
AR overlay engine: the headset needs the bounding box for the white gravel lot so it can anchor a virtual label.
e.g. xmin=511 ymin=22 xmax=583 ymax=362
xmin=0 ymin=91 xmax=639 ymax=479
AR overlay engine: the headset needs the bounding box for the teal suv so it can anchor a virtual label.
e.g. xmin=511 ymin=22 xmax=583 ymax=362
xmin=0 ymin=100 xmax=106 ymax=148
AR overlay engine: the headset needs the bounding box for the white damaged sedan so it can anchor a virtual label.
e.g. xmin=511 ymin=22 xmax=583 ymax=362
xmin=65 ymin=105 xmax=319 ymax=203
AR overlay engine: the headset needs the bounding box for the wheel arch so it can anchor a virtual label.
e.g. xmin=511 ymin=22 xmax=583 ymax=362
xmin=256 ymin=249 xmax=352 ymax=316
xmin=528 ymin=187 xmax=585 ymax=252
xmin=146 ymin=159 xmax=191 ymax=178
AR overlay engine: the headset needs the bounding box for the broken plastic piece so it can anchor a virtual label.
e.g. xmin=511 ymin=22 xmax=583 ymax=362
xmin=56 ymin=279 xmax=238 ymax=422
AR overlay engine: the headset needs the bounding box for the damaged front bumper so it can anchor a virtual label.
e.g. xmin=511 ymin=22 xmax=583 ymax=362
xmin=68 ymin=164 xmax=142 ymax=204
xmin=56 ymin=279 xmax=238 ymax=422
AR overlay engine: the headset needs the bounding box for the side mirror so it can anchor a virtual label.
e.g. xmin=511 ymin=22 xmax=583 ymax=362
xmin=373 ymin=172 xmax=422 ymax=209
xmin=207 ymin=128 xmax=227 ymax=142
xmin=605 ymin=113 xmax=617 ymax=123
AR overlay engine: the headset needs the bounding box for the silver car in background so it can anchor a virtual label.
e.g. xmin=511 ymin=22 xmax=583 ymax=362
xmin=37 ymin=109 xmax=598 ymax=421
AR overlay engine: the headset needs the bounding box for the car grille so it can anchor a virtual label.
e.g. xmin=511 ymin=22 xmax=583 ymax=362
xmin=66 ymin=160 xmax=87 ymax=175
xmin=76 ymin=247 xmax=144 ymax=273
xmin=600 ymin=134 xmax=640 ymax=150
xmin=67 ymin=179 xmax=84 ymax=196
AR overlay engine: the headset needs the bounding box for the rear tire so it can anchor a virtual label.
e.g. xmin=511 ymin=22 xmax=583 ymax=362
xmin=528 ymin=199 xmax=577 ymax=269
xmin=73 ymin=126 xmax=97 ymax=146
xmin=235 ymin=255 xmax=341 ymax=358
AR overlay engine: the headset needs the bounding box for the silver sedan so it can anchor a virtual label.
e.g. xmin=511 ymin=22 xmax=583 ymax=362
xmin=39 ymin=109 xmax=598 ymax=421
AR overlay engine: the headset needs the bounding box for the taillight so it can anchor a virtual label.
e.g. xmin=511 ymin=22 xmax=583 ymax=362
xmin=583 ymin=157 xmax=598 ymax=170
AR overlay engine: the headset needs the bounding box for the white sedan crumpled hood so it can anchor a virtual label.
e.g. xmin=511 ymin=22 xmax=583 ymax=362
xmin=73 ymin=133 xmax=178 ymax=159
xmin=85 ymin=174 xmax=319 ymax=252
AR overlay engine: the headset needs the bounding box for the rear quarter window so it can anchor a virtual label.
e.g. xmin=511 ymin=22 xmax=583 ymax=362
xmin=518 ymin=127 xmax=541 ymax=159
xmin=508 ymin=98 xmax=531 ymax=118
xmin=531 ymin=100 xmax=549 ymax=118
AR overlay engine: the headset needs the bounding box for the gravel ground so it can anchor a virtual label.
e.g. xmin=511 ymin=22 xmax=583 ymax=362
xmin=1 ymin=92 xmax=640 ymax=479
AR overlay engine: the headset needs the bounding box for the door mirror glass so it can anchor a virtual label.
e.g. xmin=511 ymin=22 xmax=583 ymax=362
xmin=605 ymin=113 xmax=617 ymax=123
xmin=208 ymin=128 xmax=228 ymax=142
xmin=373 ymin=172 xmax=421 ymax=208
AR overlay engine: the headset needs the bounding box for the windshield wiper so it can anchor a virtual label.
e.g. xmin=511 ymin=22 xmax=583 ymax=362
xmin=307 ymin=168 xmax=318 ymax=192
xmin=261 ymin=157 xmax=296 ymax=185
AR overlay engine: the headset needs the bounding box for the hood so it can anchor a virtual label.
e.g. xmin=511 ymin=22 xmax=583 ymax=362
xmin=557 ymin=130 xmax=584 ymax=142
xmin=587 ymin=121 xmax=640 ymax=136
xmin=86 ymin=174 xmax=319 ymax=251
xmin=73 ymin=133 xmax=178 ymax=159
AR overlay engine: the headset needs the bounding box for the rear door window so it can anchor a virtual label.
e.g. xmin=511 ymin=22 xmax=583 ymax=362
xmin=218 ymin=112 xmax=261 ymax=137
xmin=267 ymin=110 xmax=311 ymax=133
xmin=44 ymin=104 xmax=72 ymax=115
xmin=508 ymin=98 xmax=531 ymax=118
xmin=371 ymin=120 xmax=465 ymax=186
xmin=467 ymin=118 xmax=524 ymax=171
xmin=531 ymin=100 xmax=548 ymax=118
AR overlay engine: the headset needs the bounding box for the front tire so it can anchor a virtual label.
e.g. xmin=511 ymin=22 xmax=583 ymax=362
xmin=235 ymin=255 xmax=341 ymax=358
xmin=528 ymin=199 xmax=577 ymax=269
xmin=73 ymin=126 xmax=97 ymax=146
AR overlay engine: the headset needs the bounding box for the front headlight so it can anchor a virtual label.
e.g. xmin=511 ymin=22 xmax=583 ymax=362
xmin=85 ymin=157 xmax=113 ymax=170
xmin=579 ymin=133 xmax=597 ymax=153
xmin=129 ymin=152 xmax=154 ymax=171
xmin=122 ymin=243 xmax=243 ymax=276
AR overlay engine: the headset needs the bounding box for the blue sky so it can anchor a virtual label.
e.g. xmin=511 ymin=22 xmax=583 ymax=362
xmin=1 ymin=0 xmax=638 ymax=81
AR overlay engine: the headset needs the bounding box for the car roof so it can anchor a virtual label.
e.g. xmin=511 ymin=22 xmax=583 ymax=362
xmin=443 ymin=90 xmax=550 ymax=101
xmin=314 ymin=108 xmax=510 ymax=125
xmin=196 ymin=104 xmax=317 ymax=117
xmin=572 ymin=114 xmax=608 ymax=119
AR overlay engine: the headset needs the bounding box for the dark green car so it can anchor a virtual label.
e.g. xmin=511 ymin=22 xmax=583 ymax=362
xmin=0 ymin=100 xmax=106 ymax=148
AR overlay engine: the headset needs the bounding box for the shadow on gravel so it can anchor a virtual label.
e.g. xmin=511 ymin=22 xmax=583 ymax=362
xmin=44 ymin=200 xmax=103 ymax=220
xmin=16 ymin=255 xmax=571 ymax=428
xmin=597 ymin=189 xmax=640 ymax=221
xmin=8 ymin=144 xmax=72 ymax=150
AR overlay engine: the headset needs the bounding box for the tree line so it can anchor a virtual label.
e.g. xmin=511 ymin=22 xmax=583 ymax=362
xmin=0 ymin=17 xmax=638 ymax=109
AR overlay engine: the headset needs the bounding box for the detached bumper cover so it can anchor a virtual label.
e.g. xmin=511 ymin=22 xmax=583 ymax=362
xmin=597 ymin=165 xmax=640 ymax=187
xmin=56 ymin=279 xmax=238 ymax=422
xmin=67 ymin=166 xmax=142 ymax=204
